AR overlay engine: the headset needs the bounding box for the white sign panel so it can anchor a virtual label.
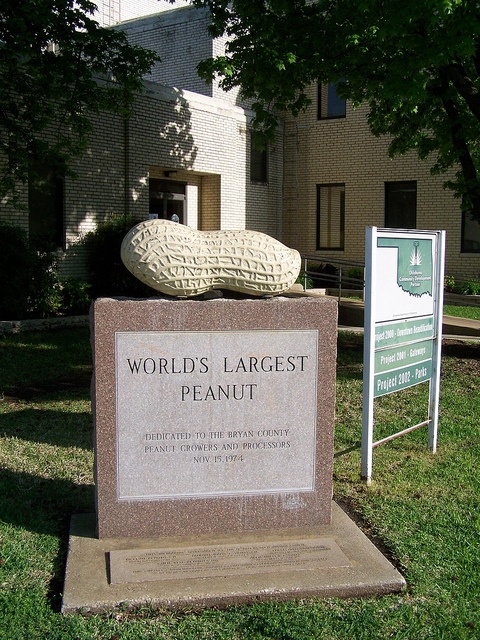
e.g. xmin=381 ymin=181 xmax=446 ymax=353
xmin=362 ymin=228 xmax=445 ymax=481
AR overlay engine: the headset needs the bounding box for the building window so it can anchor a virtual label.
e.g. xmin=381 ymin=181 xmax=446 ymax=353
xmin=28 ymin=164 xmax=64 ymax=250
xmin=385 ymin=181 xmax=417 ymax=228
xmin=318 ymin=82 xmax=346 ymax=119
xmin=316 ymin=184 xmax=345 ymax=250
xmin=462 ymin=210 xmax=480 ymax=252
xmin=250 ymin=133 xmax=268 ymax=183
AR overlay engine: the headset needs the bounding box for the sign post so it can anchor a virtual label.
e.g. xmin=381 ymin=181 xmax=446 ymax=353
xmin=362 ymin=227 xmax=445 ymax=482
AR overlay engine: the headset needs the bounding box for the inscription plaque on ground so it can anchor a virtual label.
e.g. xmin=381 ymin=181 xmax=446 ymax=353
xmin=109 ymin=537 xmax=352 ymax=584
xmin=92 ymin=297 xmax=337 ymax=538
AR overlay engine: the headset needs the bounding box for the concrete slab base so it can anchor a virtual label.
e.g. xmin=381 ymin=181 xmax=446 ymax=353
xmin=61 ymin=502 xmax=405 ymax=614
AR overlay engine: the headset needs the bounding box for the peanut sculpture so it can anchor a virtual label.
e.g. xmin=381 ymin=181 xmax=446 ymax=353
xmin=121 ymin=219 xmax=301 ymax=297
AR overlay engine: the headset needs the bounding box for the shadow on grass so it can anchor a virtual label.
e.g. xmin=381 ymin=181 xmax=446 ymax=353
xmin=0 ymin=404 xmax=93 ymax=449
xmin=0 ymin=468 xmax=94 ymax=535
xmin=336 ymin=333 xmax=364 ymax=383
xmin=0 ymin=327 xmax=92 ymax=395
xmin=0 ymin=467 xmax=95 ymax=612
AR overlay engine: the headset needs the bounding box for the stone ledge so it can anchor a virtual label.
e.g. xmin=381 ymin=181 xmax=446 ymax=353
xmin=0 ymin=315 xmax=89 ymax=335
xmin=61 ymin=502 xmax=405 ymax=614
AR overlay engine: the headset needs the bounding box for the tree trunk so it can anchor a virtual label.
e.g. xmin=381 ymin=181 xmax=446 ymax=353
xmin=439 ymin=71 xmax=480 ymax=222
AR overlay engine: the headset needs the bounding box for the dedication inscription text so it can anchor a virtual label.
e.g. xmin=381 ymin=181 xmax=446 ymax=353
xmin=109 ymin=537 xmax=351 ymax=584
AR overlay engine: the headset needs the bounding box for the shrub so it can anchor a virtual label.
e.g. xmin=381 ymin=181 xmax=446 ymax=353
xmin=444 ymin=274 xmax=456 ymax=293
xmin=457 ymin=277 xmax=480 ymax=296
xmin=307 ymin=262 xmax=338 ymax=288
xmin=0 ymin=222 xmax=33 ymax=319
xmin=347 ymin=267 xmax=363 ymax=279
xmin=0 ymin=221 xmax=63 ymax=319
xmin=296 ymin=272 xmax=314 ymax=289
xmin=29 ymin=250 xmax=63 ymax=318
xmin=60 ymin=277 xmax=92 ymax=315
xmin=81 ymin=215 xmax=153 ymax=299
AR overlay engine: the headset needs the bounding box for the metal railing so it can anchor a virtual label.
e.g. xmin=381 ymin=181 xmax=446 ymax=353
xmin=301 ymin=254 xmax=365 ymax=301
xmin=301 ymin=256 xmax=480 ymax=304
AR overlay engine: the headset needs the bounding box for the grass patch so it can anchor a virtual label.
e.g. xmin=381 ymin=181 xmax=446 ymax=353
xmin=0 ymin=328 xmax=479 ymax=638
xmin=0 ymin=327 xmax=92 ymax=397
xmin=443 ymin=304 xmax=480 ymax=321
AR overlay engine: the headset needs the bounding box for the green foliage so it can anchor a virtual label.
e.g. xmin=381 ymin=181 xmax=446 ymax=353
xmin=60 ymin=277 xmax=92 ymax=315
xmin=347 ymin=267 xmax=364 ymax=281
xmin=307 ymin=262 xmax=338 ymax=288
xmin=345 ymin=267 xmax=364 ymax=290
xmin=29 ymin=250 xmax=63 ymax=318
xmin=0 ymin=0 xmax=158 ymax=199
xmin=81 ymin=215 xmax=154 ymax=299
xmin=195 ymin=0 xmax=480 ymax=220
xmin=444 ymin=274 xmax=480 ymax=295
xmin=457 ymin=277 xmax=480 ymax=295
xmin=0 ymin=222 xmax=62 ymax=319
xmin=0 ymin=222 xmax=95 ymax=320
xmin=0 ymin=223 xmax=33 ymax=319
xmin=295 ymin=272 xmax=313 ymax=289
xmin=444 ymin=274 xmax=456 ymax=292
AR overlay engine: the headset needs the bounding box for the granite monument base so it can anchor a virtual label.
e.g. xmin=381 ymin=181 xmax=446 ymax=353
xmin=61 ymin=502 xmax=405 ymax=613
xmin=92 ymin=297 xmax=338 ymax=539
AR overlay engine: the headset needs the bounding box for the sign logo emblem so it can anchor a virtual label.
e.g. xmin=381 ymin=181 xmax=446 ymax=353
xmin=378 ymin=237 xmax=433 ymax=298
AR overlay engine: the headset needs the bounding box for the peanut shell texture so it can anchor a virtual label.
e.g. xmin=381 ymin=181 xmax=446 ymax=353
xmin=120 ymin=219 xmax=301 ymax=297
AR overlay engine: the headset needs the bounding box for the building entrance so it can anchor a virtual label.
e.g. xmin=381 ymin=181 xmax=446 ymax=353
xmin=149 ymin=179 xmax=186 ymax=224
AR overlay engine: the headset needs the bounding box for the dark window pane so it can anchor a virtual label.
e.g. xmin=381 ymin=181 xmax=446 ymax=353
xmin=250 ymin=133 xmax=268 ymax=183
xmin=385 ymin=181 xmax=417 ymax=228
xmin=327 ymin=83 xmax=346 ymax=118
xmin=28 ymin=164 xmax=64 ymax=250
xmin=318 ymin=82 xmax=346 ymax=119
xmin=462 ymin=210 xmax=480 ymax=252
xmin=316 ymin=184 xmax=345 ymax=250
xmin=149 ymin=179 xmax=186 ymax=223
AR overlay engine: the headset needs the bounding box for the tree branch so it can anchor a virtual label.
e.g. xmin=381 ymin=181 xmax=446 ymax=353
xmin=441 ymin=62 xmax=480 ymax=122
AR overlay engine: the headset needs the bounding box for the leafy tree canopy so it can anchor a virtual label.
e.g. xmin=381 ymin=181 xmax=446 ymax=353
xmin=194 ymin=0 xmax=480 ymax=220
xmin=0 ymin=0 xmax=157 ymax=198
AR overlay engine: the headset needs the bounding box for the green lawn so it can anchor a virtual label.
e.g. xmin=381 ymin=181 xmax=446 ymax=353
xmin=0 ymin=328 xmax=479 ymax=639
xmin=443 ymin=304 xmax=480 ymax=321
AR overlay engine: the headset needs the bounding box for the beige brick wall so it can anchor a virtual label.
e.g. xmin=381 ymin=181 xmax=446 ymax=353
xmin=126 ymin=83 xmax=283 ymax=238
xmin=282 ymin=85 xmax=480 ymax=279
xmin=117 ymin=8 xmax=213 ymax=97
xmin=0 ymin=81 xmax=283 ymax=278
xmin=120 ymin=0 xmax=184 ymax=23
xmin=118 ymin=7 xmax=244 ymax=108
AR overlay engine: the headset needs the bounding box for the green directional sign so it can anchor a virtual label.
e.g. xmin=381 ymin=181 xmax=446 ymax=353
xmin=375 ymin=317 xmax=435 ymax=349
xmin=374 ymin=360 xmax=433 ymax=397
xmin=375 ymin=339 xmax=433 ymax=374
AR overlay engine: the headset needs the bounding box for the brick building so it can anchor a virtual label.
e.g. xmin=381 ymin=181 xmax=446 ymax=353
xmin=282 ymin=83 xmax=480 ymax=277
xmin=1 ymin=3 xmax=479 ymax=280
